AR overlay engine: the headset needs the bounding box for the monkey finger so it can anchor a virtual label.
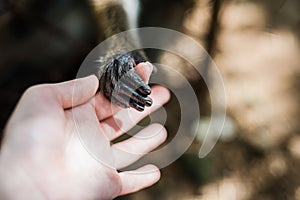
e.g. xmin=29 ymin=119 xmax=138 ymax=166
xmin=129 ymin=94 xmax=152 ymax=108
xmin=111 ymin=94 xmax=130 ymax=108
xmin=129 ymin=99 xmax=145 ymax=112
xmin=124 ymin=71 xmax=151 ymax=96
xmin=136 ymin=85 xmax=151 ymax=96
xmin=93 ymin=79 xmax=151 ymax=120
xmin=118 ymin=84 xmax=152 ymax=108
xmin=129 ymin=90 xmax=152 ymax=107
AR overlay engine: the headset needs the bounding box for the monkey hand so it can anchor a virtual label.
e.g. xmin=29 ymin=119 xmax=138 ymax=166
xmin=98 ymin=54 xmax=153 ymax=112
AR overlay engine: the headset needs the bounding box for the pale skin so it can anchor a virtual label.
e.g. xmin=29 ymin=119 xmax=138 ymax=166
xmin=0 ymin=62 xmax=170 ymax=199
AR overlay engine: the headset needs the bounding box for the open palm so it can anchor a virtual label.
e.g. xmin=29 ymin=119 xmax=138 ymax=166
xmin=0 ymin=63 xmax=170 ymax=199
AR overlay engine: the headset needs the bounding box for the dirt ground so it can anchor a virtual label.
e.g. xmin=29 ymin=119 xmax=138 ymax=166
xmin=1 ymin=0 xmax=300 ymax=199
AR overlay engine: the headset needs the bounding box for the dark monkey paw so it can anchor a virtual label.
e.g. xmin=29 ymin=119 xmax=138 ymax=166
xmin=98 ymin=54 xmax=153 ymax=112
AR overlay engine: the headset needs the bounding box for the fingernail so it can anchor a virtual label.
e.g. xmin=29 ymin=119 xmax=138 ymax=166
xmin=134 ymin=103 xmax=145 ymax=112
xmin=145 ymin=98 xmax=153 ymax=107
xmin=140 ymin=85 xmax=151 ymax=95
xmin=129 ymin=100 xmax=145 ymax=112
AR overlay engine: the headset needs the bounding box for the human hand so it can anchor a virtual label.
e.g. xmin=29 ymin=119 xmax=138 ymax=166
xmin=0 ymin=62 xmax=170 ymax=199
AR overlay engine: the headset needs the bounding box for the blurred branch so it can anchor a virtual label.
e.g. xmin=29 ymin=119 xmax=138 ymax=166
xmin=206 ymin=0 xmax=221 ymax=56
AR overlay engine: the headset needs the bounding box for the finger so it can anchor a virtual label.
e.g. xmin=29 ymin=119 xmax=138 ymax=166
xmin=52 ymin=75 xmax=99 ymax=109
xmin=124 ymin=70 xmax=151 ymax=96
xmin=118 ymin=84 xmax=152 ymax=107
xmin=135 ymin=62 xmax=153 ymax=84
xmin=95 ymin=62 xmax=153 ymax=121
xmin=129 ymin=99 xmax=145 ymax=112
xmin=136 ymin=85 xmax=151 ymax=96
xmin=118 ymin=164 xmax=161 ymax=196
xmin=100 ymin=86 xmax=170 ymax=140
xmin=112 ymin=124 xmax=167 ymax=169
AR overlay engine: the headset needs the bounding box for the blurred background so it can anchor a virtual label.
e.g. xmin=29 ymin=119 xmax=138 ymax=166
xmin=1 ymin=0 xmax=300 ymax=199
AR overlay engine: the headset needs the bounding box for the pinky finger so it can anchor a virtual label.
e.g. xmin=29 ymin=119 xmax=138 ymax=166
xmin=118 ymin=164 xmax=161 ymax=196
